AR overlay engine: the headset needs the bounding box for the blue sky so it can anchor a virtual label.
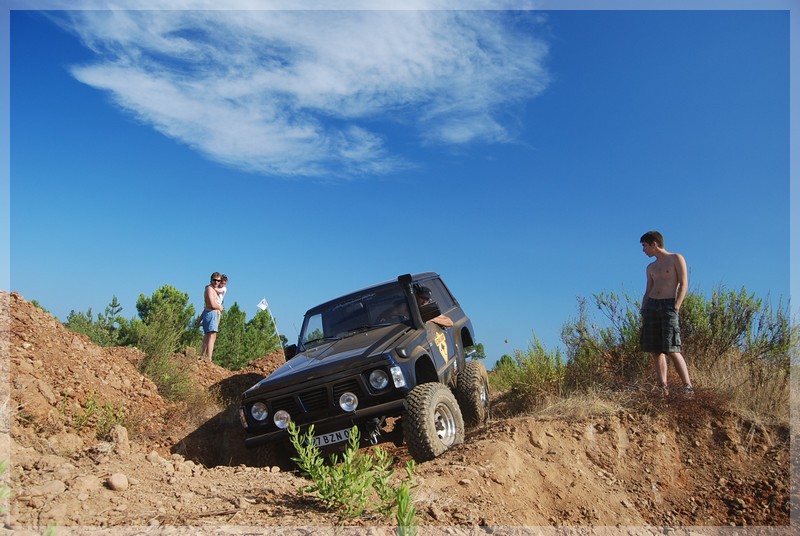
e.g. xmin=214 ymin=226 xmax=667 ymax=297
xmin=2 ymin=1 xmax=796 ymax=369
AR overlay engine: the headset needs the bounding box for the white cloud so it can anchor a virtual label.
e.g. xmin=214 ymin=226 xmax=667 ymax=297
xmin=55 ymin=9 xmax=550 ymax=178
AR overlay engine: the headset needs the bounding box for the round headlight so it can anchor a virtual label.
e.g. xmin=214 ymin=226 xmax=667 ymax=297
xmin=273 ymin=410 xmax=291 ymax=429
xmin=250 ymin=402 xmax=268 ymax=421
xmin=369 ymin=369 xmax=389 ymax=390
xmin=339 ymin=392 xmax=358 ymax=412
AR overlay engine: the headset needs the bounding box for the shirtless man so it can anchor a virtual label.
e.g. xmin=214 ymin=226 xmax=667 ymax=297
xmin=200 ymin=272 xmax=225 ymax=362
xmin=640 ymin=231 xmax=694 ymax=397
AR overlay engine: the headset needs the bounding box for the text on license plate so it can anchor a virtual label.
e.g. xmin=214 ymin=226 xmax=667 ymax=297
xmin=314 ymin=428 xmax=351 ymax=447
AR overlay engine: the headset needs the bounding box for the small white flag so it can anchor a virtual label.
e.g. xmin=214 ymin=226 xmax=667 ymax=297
xmin=257 ymin=298 xmax=268 ymax=311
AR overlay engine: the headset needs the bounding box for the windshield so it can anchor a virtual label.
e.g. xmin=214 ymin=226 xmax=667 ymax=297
xmin=300 ymin=285 xmax=410 ymax=347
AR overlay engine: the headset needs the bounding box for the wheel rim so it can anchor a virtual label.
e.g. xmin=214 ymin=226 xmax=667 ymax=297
xmin=433 ymin=401 xmax=458 ymax=446
xmin=479 ymin=379 xmax=489 ymax=408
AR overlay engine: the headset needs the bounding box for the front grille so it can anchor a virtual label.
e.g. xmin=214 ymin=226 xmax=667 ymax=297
xmin=333 ymin=379 xmax=364 ymax=400
xmin=265 ymin=377 xmax=370 ymax=419
xmin=271 ymin=396 xmax=297 ymax=413
xmin=298 ymin=387 xmax=327 ymax=412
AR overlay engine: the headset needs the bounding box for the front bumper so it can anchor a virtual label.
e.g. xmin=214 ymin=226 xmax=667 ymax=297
xmin=244 ymin=398 xmax=406 ymax=449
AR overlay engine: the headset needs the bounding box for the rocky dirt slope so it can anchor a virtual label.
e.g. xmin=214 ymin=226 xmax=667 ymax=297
xmin=0 ymin=291 xmax=792 ymax=534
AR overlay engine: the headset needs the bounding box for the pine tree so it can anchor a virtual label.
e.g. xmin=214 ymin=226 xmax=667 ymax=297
xmin=97 ymin=296 xmax=125 ymax=346
xmin=135 ymin=285 xmax=196 ymax=351
xmin=245 ymin=308 xmax=282 ymax=359
xmin=214 ymin=302 xmax=248 ymax=369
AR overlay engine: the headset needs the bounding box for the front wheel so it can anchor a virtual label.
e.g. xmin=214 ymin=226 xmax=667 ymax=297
xmin=454 ymin=360 xmax=490 ymax=428
xmin=403 ymin=383 xmax=464 ymax=462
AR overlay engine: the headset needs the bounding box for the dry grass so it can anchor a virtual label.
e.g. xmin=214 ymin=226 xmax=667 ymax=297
xmin=691 ymin=350 xmax=790 ymax=426
xmin=173 ymin=386 xmax=226 ymax=428
xmin=531 ymin=389 xmax=625 ymax=419
xmin=489 ymin=350 xmax=791 ymax=429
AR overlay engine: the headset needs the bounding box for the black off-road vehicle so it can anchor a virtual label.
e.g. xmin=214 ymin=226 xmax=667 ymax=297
xmin=238 ymin=273 xmax=490 ymax=462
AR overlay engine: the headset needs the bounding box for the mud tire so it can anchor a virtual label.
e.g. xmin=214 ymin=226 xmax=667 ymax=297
xmin=455 ymin=360 xmax=490 ymax=428
xmin=403 ymin=382 xmax=464 ymax=462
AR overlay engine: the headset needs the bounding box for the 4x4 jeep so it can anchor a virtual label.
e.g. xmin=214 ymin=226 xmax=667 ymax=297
xmin=238 ymin=273 xmax=490 ymax=462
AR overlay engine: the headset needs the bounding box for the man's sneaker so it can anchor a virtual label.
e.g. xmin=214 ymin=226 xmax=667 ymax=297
xmin=651 ymin=383 xmax=669 ymax=397
xmin=683 ymin=385 xmax=695 ymax=399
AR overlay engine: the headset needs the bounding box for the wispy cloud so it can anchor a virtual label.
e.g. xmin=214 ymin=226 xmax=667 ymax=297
xmin=52 ymin=8 xmax=550 ymax=178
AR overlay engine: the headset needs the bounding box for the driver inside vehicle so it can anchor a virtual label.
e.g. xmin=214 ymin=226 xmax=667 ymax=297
xmin=415 ymin=286 xmax=454 ymax=327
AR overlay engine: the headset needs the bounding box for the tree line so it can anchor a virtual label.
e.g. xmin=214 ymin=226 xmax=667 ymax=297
xmin=62 ymin=284 xmax=283 ymax=371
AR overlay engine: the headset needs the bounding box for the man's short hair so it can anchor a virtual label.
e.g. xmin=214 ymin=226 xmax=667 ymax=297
xmin=416 ymin=286 xmax=433 ymax=300
xmin=640 ymin=231 xmax=664 ymax=247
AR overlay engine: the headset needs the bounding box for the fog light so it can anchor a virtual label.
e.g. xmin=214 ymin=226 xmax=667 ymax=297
xmin=390 ymin=365 xmax=406 ymax=388
xmin=250 ymin=402 xmax=268 ymax=421
xmin=369 ymin=369 xmax=389 ymax=390
xmin=339 ymin=392 xmax=358 ymax=412
xmin=273 ymin=410 xmax=291 ymax=429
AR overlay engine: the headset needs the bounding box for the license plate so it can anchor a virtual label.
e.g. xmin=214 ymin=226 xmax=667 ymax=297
xmin=314 ymin=428 xmax=351 ymax=447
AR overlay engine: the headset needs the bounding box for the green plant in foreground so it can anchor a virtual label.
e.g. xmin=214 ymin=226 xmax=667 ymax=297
xmin=395 ymin=461 xmax=418 ymax=536
xmin=287 ymin=422 xmax=418 ymax=532
xmin=288 ymin=423 xmax=373 ymax=518
xmin=372 ymin=445 xmax=397 ymax=516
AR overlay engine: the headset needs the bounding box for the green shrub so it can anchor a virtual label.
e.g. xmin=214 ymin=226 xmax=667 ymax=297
xmin=559 ymin=287 xmax=792 ymax=383
xmin=138 ymin=305 xmax=183 ymax=362
xmin=395 ymin=477 xmax=417 ymax=536
xmin=30 ymin=300 xmax=50 ymax=313
xmin=139 ymin=352 xmax=194 ymax=402
xmin=72 ymin=395 xmax=98 ymax=431
xmin=561 ymin=293 xmax=646 ymax=391
xmin=489 ymin=335 xmax=565 ymax=412
xmin=65 ymin=296 xmax=127 ymax=347
xmin=96 ymin=401 xmax=126 ymax=439
xmin=134 ymin=301 xmax=198 ymax=401
xmin=557 ymin=286 xmax=793 ymax=421
xmin=494 ymin=286 xmax=794 ymax=421
xmin=490 ymin=354 xmax=519 ymax=391
xmin=287 ymin=422 xmax=418 ymax=530
xmin=372 ymin=444 xmax=399 ymax=517
xmin=71 ymin=394 xmax=127 ymax=438
xmin=214 ymin=303 xmax=282 ymax=370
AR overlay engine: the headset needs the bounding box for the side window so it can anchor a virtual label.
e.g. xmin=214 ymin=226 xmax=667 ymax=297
xmin=426 ymin=279 xmax=455 ymax=311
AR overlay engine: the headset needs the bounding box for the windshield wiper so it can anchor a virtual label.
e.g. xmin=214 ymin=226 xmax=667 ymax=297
xmin=304 ymin=336 xmax=340 ymax=345
xmin=344 ymin=324 xmax=390 ymax=336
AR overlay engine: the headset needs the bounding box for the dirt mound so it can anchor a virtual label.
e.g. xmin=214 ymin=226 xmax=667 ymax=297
xmin=6 ymin=291 xmax=172 ymax=447
xmin=1 ymin=291 xmax=791 ymax=532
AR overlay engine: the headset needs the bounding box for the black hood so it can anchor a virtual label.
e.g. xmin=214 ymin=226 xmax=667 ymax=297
xmin=243 ymin=323 xmax=409 ymax=399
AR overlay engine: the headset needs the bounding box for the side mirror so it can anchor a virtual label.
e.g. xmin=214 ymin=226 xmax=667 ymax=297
xmin=284 ymin=344 xmax=297 ymax=361
xmin=419 ymin=302 xmax=442 ymax=322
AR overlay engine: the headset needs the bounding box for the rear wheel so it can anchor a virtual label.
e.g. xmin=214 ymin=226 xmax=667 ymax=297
xmin=403 ymin=383 xmax=464 ymax=462
xmin=455 ymin=360 xmax=490 ymax=428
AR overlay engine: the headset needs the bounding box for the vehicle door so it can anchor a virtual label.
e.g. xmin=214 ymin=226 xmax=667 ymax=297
xmin=424 ymin=321 xmax=457 ymax=376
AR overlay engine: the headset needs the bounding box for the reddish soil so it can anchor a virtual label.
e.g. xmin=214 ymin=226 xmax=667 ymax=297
xmin=0 ymin=291 xmax=792 ymax=533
